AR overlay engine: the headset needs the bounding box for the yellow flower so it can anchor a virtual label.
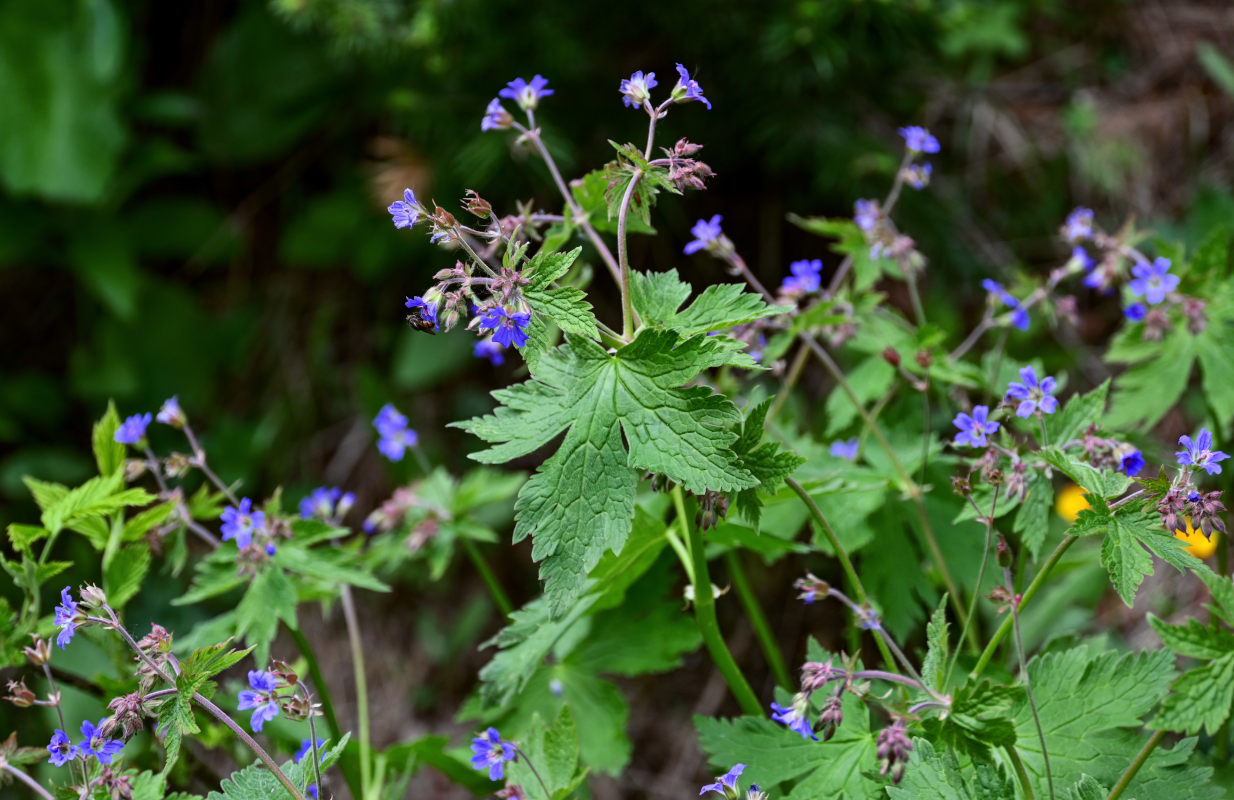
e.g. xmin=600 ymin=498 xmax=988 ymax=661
xmin=1055 ymin=483 xmax=1090 ymax=523
xmin=1175 ymin=519 xmax=1220 ymax=560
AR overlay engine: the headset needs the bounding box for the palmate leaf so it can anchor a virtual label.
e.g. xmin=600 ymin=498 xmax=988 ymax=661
xmin=455 ymin=330 xmax=758 ymax=615
xmin=890 ymin=739 xmax=1015 ymax=800
xmin=1152 ymin=652 xmax=1234 ymax=735
xmin=731 ymin=400 xmax=805 ymax=529
xmin=1087 ymin=510 xmax=1208 ymax=606
xmin=629 ymin=269 xmax=787 ymax=335
xmin=206 ymin=735 xmax=349 ymax=800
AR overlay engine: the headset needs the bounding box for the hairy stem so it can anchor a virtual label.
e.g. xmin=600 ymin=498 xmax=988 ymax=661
xmin=673 ymin=487 xmax=761 ymax=715
xmin=767 ymin=344 xmax=809 ymax=425
xmin=461 ymin=537 xmax=515 ymax=618
xmin=1004 ymin=744 xmax=1038 ymax=800
xmin=970 ymin=535 xmax=1079 ymax=680
xmin=340 ymin=586 xmax=371 ymax=800
xmin=3 ymin=764 xmax=55 ymax=800
xmin=725 ymin=550 xmax=792 ymax=690
xmin=615 ymin=167 xmax=642 ymax=341
xmin=785 ymin=477 xmax=899 ymax=674
xmin=1008 ymin=567 xmax=1053 ymax=800
xmin=945 ymin=486 xmax=999 ymax=686
xmin=1106 ymin=729 xmax=1165 ymax=800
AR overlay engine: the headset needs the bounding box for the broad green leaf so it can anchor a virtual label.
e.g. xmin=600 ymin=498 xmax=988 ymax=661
xmin=92 ymin=401 xmax=125 ymax=476
xmin=155 ymin=694 xmax=196 ymax=777
xmin=204 ymin=735 xmax=348 ymax=800
xmin=506 ymin=708 xmax=581 ymax=800
xmin=1014 ymin=471 xmax=1052 ymax=559
xmin=1100 ymin=514 xmax=1156 ymax=606
xmin=889 ymin=739 xmax=1015 ymax=800
xmin=39 ymin=471 xmax=155 ymax=535
xmin=1038 ymin=446 xmax=1128 ymax=500
xmin=1152 ymin=652 xmax=1234 ymax=735
xmin=235 ymin=567 xmax=298 ymax=662
xmin=174 ymin=551 xmax=247 ymax=606
xmin=103 ymin=543 xmax=150 ymax=610
xmin=523 ymin=247 xmax=599 ymax=341
xmin=1198 ymin=569 xmax=1234 ymax=623
xmin=694 ymin=692 xmax=878 ymax=799
xmin=177 ymin=641 xmax=254 ymax=700
xmin=1148 ymin=614 xmax=1234 ymax=660
xmin=1013 ymin=647 xmax=1175 ymax=793
xmin=478 ymin=593 xmax=600 ymax=706
xmin=22 ymin=476 xmax=68 ymax=513
xmin=274 ymin=544 xmax=390 ymax=593
xmin=6 ymin=523 xmax=47 ymax=554
xmin=1063 ymin=775 xmax=1108 ymax=800
xmin=921 ymin=595 xmax=949 ymax=691
xmin=629 ymin=270 xmax=692 ymax=324
xmin=457 ymin=331 xmax=757 ymax=614
xmin=731 ymin=400 xmax=806 ymax=529
xmin=1106 ymin=331 xmax=1194 ymax=430
xmin=1194 ymin=323 xmax=1234 ymax=426
xmin=663 ymin=283 xmax=787 ymax=337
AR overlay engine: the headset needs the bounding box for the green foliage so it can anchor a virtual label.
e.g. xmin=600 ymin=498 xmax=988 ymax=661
xmin=205 ymin=735 xmax=349 ymax=800
xmin=457 ymin=329 xmax=761 ymax=614
xmin=890 ymin=739 xmax=1014 ymax=800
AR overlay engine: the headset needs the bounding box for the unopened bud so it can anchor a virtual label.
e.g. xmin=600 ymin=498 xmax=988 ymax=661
xmin=882 ymin=347 xmax=901 ymax=367
xmin=915 ymin=349 xmax=933 ymax=369
xmin=164 ymin=452 xmax=192 ymax=479
xmin=463 ymin=189 xmax=492 ymax=219
xmin=80 ymin=584 xmax=108 ymax=608
xmin=951 ymin=475 xmax=972 ymax=497
xmin=270 ymin=660 xmax=299 ymax=687
xmin=123 ymin=459 xmax=148 ymax=482
xmin=5 ymin=679 xmax=35 ymax=707
xmin=996 ymin=535 xmax=1013 ymax=568
xmin=24 ymin=635 xmax=51 ymax=665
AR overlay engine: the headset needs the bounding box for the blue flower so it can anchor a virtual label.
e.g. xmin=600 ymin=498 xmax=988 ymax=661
xmin=388 ymin=188 xmax=421 ymax=230
xmin=373 ymin=403 xmax=418 ymax=462
xmin=1119 ymin=449 xmax=1145 ymax=478
xmin=405 ymin=295 xmax=439 ymax=331
xmin=771 ymin=701 xmax=817 ymax=740
xmin=156 ymin=396 xmax=186 ymax=428
xmin=469 ymin=727 xmax=516 ymax=781
xmin=830 ymin=438 xmax=859 ymax=460
xmin=480 ymin=98 xmax=512 ymax=131
xmin=114 ymin=413 xmax=153 ymax=445
xmin=237 ymin=670 xmax=280 ymax=732
xmin=981 ymin=279 xmax=1029 ymax=330
xmin=479 ymin=307 xmax=532 ymax=349
xmin=1128 ymin=257 xmax=1179 ymax=305
xmin=299 ymin=487 xmax=352 ymax=521
xmin=474 ymin=338 xmax=506 ymax=366
xmin=221 ymin=498 xmax=264 ymax=550
xmin=684 ymin=214 xmax=723 ymax=255
xmin=1177 ymin=429 xmax=1230 ymax=476
xmin=1005 ymin=366 xmax=1058 ymax=417
xmin=53 ymin=586 xmax=78 ymax=648
xmin=673 ymin=64 xmax=711 ymax=109
xmin=79 ymin=719 xmax=124 ymax=765
xmin=700 ymin=763 xmax=746 ymax=797
xmin=898 ymin=126 xmax=940 ymax=154
xmin=620 ymin=70 xmax=657 ymax=108
xmin=854 ymin=199 xmax=880 ymax=231
xmin=47 ymin=729 xmax=78 ymax=766
xmin=903 ymin=162 xmax=932 ymax=190
xmin=295 ymin=738 xmax=325 ymax=764
xmin=953 ymin=405 xmax=999 ymax=448
xmin=499 ymin=75 xmax=553 ymax=111
xmin=780 ymin=259 xmax=823 ymax=294
xmin=1124 ymin=302 xmax=1146 ymax=322
xmin=1062 ymin=207 xmax=1094 ymax=243
xmin=1071 ymin=246 xmax=1095 ymax=272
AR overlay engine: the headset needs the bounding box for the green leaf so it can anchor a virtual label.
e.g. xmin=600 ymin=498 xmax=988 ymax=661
xmin=155 ymin=695 xmax=196 ymax=777
xmin=731 ymin=400 xmax=806 ymax=529
xmin=1198 ymin=42 xmax=1234 ymax=98
xmin=1063 ymin=775 xmax=1108 ymax=800
xmin=457 ymin=331 xmax=756 ymax=614
xmin=274 ymin=544 xmax=390 ymax=593
xmin=1014 ymin=471 xmax=1053 ymax=559
xmin=92 ymin=401 xmax=125 ymax=476
xmin=177 ymin=641 xmax=254 ymax=699
xmin=694 ymin=693 xmax=878 ymax=799
xmin=506 ymin=707 xmax=581 ymax=800
xmin=1101 ymin=514 xmax=1156 ymax=606
xmin=1194 ymin=322 xmax=1234 ymax=426
xmin=1148 ymin=614 xmax=1234 ymax=660
xmin=1013 ymin=647 xmax=1176 ymax=793
xmin=662 ymin=283 xmax=787 ymax=337
xmin=1198 ymin=569 xmax=1234 ymax=623
xmin=6 ymin=523 xmax=48 ymax=554
xmin=22 ymin=476 xmax=68 ymax=513
xmin=1038 ymin=446 xmax=1129 ymax=500
xmin=571 ymin=169 xmax=654 ymax=235
xmin=823 ymin=357 xmax=895 ymax=437
xmin=205 ymin=735 xmax=348 ymax=800
xmin=103 ymin=543 xmax=150 ymax=610
xmin=478 ymin=593 xmax=600 ymax=707
xmin=1153 ymin=652 xmax=1234 ymax=735
xmin=629 ymin=270 xmax=692 ymax=324
xmin=1048 ymin=380 xmax=1109 ymax=447
xmin=39 ymin=471 xmax=155 ymax=535
xmin=921 ymin=595 xmax=950 ymax=692
xmin=890 ymin=739 xmax=1015 ymax=800
xmin=523 ymin=247 xmax=599 ymax=341
xmin=235 ymin=567 xmax=298 ymax=662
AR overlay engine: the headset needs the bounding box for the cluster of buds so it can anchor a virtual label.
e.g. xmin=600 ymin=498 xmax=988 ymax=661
xmin=134 ymin=623 xmax=178 ymax=692
xmin=853 ymin=198 xmax=927 ymax=276
xmin=98 ymin=764 xmax=135 ymax=800
xmin=660 ymin=138 xmax=715 ymax=192
xmin=876 ymin=718 xmax=914 ymax=784
xmin=1158 ymin=487 xmax=1227 ymax=538
xmin=696 ymin=490 xmax=730 ymax=531
xmin=101 ymin=692 xmax=151 ymax=741
xmin=1076 ymin=428 xmax=1146 ymax=478
xmin=363 ymin=485 xmax=418 ymax=534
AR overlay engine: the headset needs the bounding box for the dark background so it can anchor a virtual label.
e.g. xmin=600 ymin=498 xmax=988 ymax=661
xmin=3 ymin=0 xmax=1234 ymax=796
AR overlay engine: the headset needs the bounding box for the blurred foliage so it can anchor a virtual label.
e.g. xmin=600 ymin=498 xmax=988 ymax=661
xmin=1 ymin=0 xmax=1230 ymax=531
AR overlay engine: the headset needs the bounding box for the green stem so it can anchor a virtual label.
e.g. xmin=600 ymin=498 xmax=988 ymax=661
xmin=2 ymin=763 xmax=54 ymax=800
xmin=799 ymin=336 xmax=972 ymax=647
xmin=785 ymin=477 xmax=899 ymax=674
xmin=1004 ymin=744 xmax=1038 ymax=800
xmin=673 ymin=487 xmax=761 ymax=715
xmin=289 ymin=628 xmax=342 ymax=741
xmin=767 ymin=345 xmax=809 ymax=425
xmin=1106 ymin=729 xmax=1165 ymax=800
xmin=725 ymin=550 xmax=792 ymax=690
xmin=1009 ymin=567 xmax=1053 ymax=800
xmin=340 ymin=586 xmax=372 ymax=800
xmin=946 ymin=487 xmax=999 ymax=686
xmin=615 ymin=167 xmax=641 ymax=341
xmin=970 ymin=535 xmax=1078 ymax=680
xmin=461 ymin=538 xmax=514 ymax=618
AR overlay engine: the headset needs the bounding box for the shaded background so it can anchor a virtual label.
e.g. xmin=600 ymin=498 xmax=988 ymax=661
xmin=3 ymin=0 xmax=1234 ymax=796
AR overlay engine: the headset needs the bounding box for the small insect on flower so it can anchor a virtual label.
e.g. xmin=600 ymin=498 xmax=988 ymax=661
xmin=405 ymin=296 xmax=439 ymax=334
xmin=47 ymin=729 xmax=78 ymax=766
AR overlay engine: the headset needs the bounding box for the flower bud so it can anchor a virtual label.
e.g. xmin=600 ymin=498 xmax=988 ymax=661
xmin=881 ymin=347 xmax=901 ymax=367
xmin=80 ymin=584 xmax=108 ymax=609
xmin=24 ymin=635 xmax=51 ymax=665
xmin=4 ymin=679 xmax=35 ymax=707
xmin=463 ymin=189 xmax=492 ymax=219
xmin=915 ymin=349 xmax=933 ymax=369
xmin=951 ymin=474 xmax=972 ymax=497
xmin=818 ymin=695 xmax=844 ymax=741
xmin=124 ymin=458 xmax=148 ymax=482
xmin=996 ymin=535 xmax=1013 ymax=568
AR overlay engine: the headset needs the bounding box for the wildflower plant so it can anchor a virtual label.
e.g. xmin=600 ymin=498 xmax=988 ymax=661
xmin=5 ymin=65 xmax=1234 ymax=800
